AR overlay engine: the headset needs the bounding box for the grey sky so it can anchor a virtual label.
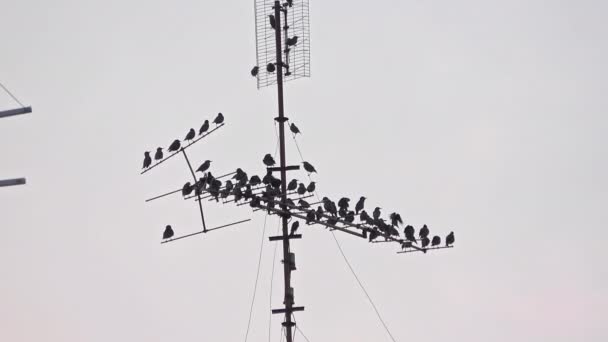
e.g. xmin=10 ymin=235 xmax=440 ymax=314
xmin=1 ymin=0 xmax=607 ymax=341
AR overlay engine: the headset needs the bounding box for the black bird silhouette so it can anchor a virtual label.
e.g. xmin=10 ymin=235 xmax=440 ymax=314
xmin=154 ymin=147 xmax=163 ymax=160
xmin=290 ymin=123 xmax=301 ymax=135
xmin=431 ymin=235 xmax=441 ymax=247
xmin=404 ymin=225 xmax=417 ymax=243
xmin=297 ymin=183 xmax=307 ymax=195
xmin=355 ymin=196 xmax=366 ymax=214
xmin=446 ymin=232 xmax=455 ymax=246
xmin=306 ymin=210 xmax=315 ymax=224
xmin=224 ymin=180 xmax=234 ymax=193
xmin=251 ymin=66 xmax=259 ymax=77
xmin=338 ymin=197 xmax=350 ymax=210
xmin=290 ymin=221 xmax=299 ymax=235
xmin=250 ymin=196 xmax=261 ymax=208
xmin=287 ymin=179 xmax=298 ymax=191
xmin=243 ymin=185 xmax=253 ymax=200
xmin=286 ymin=36 xmax=298 ymax=46
xmin=267 ymin=63 xmax=276 ymax=72
xmin=389 ymin=213 xmax=403 ymax=227
xmin=368 ymin=230 xmax=380 ymax=242
xmin=196 ymin=160 xmax=212 ymax=173
xmin=163 ymin=225 xmax=174 ymax=240
xmin=285 ymin=198 xmax=295 ymax=208
xmin=143 ymin=152 xmax=152 ymax=169
xmin=345 ymin=211 xmax=355 ymax=223
xmin=168 ymin=139 xmax=181 ymax=152
xmin=315 ymin=206 xmax=324 ymax=221
xmin=213 ymin=112 xmax=224 ymax=126
xmin=419 ymin=224 xmax=430 ymax=239
xmin=184 ymin=128 xmax=195 ymax=143
xmin=233 ymin=168 xmax=248 ymax=182
xmin=326 ymin=217 xmax=338 ymax=227
xmin=302 ymin=161 xmax=317 ymax=173
xmin=359 ymin=210 xmax=371 ymax=224
xmin=306 ymin=181 xmax=315 ymax=193
xmin=269 ymin=15 xmax=276 ymax=29
xmin=298 ymin=199 xmax=310 ymax=209
xmin=199 ymin=120 xmax=209 ymax=135
xmin=286 ymin=0 xmax=293 ymax=7
xmin=263 ymin=154 xmax=276 ymax=167
xmin=182 ymin=182 xmax=193 ymax=196
xmin=249 ymin=175 xmax=262 ymax=186
xmin=373 ymin=207 xmax=381 ymax=220
xmin=421 ymin=237 xmax=430 ymax=248
xmin=322 ymin=197 xmax=332 ymax=213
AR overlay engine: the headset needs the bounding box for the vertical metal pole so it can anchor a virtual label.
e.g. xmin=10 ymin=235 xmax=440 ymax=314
xmin=273 ymin=2 xmax=294 ymax=342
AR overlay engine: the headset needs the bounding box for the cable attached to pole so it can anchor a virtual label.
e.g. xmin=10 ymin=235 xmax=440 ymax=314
xmin=0 ymin=81 xmax=25 ymax=108
xmin=244 ymin=214 xmax=270 ymax=342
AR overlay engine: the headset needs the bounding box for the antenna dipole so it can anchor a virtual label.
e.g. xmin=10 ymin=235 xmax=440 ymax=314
xmin=272 ymin=2 xmax=296 ymax=341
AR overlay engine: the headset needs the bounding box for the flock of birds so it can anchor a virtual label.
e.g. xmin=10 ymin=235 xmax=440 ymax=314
xmin=142 ymin=113 xmax=225 ymax=169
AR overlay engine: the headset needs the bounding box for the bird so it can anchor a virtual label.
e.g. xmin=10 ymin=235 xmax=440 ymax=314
xmin=338 ymin=197 xmax=350 ymax=210
xmin=355 ymin=197 xmax=366 ymax=214
xmin=287 ymin=179 xmax=298 ymax=191
xmin=251 ymin=66 xmax=259 ymax=77
xmin=196 ymin=160 xmax=212 ymax=173
xmin=297 ymin=183 xmax=307 ymax=195
xmin=199 ymin=120 xmax=210 ymax=135
xmin=182 ymin=182 xmax=193 ymax=196
xmin=286 ymin=36 xmax=299 ymax=46
xmin=290 ymin=123 xmax=301 ymax=135
xmin=306 ymin=181 xmax=316 ymax=193
xmin=233 ymin=168 xmax=247 ymax=182
xmin=298 ymin=199 xmax=310 ymax=209
xmin=373 ymin=207 xmax=381 ymax=220
xmin=286 ymin=0 xmax=293 ymax=7
xmin=267 ymin=63 xmax=276 ymax=72
xmin=163 ymin=225 xmax=174 ymax=240
xmin=421 ymin=237 xmax=430 ymax=248
xmin=250 ymin=196 xmax=261 ymax=208
xmin=249 ymin=175 xmax=261 ymax=186
xmin=345 ymin=211 xmax=355 ymax=223
xmin=359 ymin=210 xmax=371 ymax=224
xmin=224 ymin=180 xmax=234 ymax=193
xmin=431 ymin=236 xmax=441 ymax=247
xmin=446 ymin=232 xmax=455 ymax=246
xmin=143 ymin=152 xmax=152 ymax=169
xmin=404 ymin=225 xmax=417 ymax=243
xmin=263 ymin=154 xmax=276 ymax=167
xmin=419 ymin=224 xmax=430 ymax=239
xmin=389 ymin=213 xmax=403 ymax=227
xmin=213 ymin=112 xmax=224 ymax=126
xmin=154 ymin=147 xmax=163 ymax=160
xmin=184 ymin=128 xmax=195 ymax=143
xmin=306 ymin=210 xmax=315 ymax=224
xmin=302 ymin=161 xmax=317 ymax=173
xmin=290 ymin=221 xmax=299 ymax=235
xmin=269 ymin=15 xmax=276 ymax=29
xmin=168 ymin=139 xmax=181 ymax=152
xmin=368 ymin=229 xmax=380 ymax=242
xmin=315 ymin=206 xmax=324 ymax=221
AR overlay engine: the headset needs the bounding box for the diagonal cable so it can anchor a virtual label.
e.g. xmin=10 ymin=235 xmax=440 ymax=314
xmin=243 ymin=214 xmax=269 ymax=342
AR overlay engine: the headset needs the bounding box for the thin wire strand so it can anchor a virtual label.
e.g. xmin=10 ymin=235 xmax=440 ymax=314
xmin=268 ymin=220 xmax=281 ymax=342
xmin=292 ymin=313 xmax=311 ymax=342
xmin=331 ymin=231 xmax=398 ymax=342
xmin=244 ymin=214 xmax=269 ymax=342
xmin=0 ymin=81 xmax=25 ymax=107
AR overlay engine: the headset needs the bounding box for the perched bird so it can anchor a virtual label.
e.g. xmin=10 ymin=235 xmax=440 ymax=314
xmin=243 ymin=185 xmax=253 ymax=200
xmin=285 ymin=198 xmax=295 ymax=208
xmin=213 ymin=112 xmax=224 ymax=126
xmin=297 ymin=183 xmax=307 ymax=195
xmin=345 ymin=211 xmax=355 ymax=223
xmin=233 ymin=168 xmax=247 ymax=182
xmin=315 ymin=206 xmax=324 ymax=221
xmin=251 ymin=66 xmax=259 ymax=77
xmin=421 ymin=237 xmax=430 ymax=248
xmin=163 ymin=225 xmax=174 ymax=240
xmin=249 ymin=175 xmax=262 ymax=186
xmin=306 ymin=181 xmax=316 ymax=193
xmin=286 ymin=0 xmax=293 ymax=7
xmin=404 ymin=225 xmax=417 ymax=243
xmin=302 ymin=161 xmax=317 ymax=173
xmin=306 ymin=210 xmax=315 ymax=224
xmin=224 ymin=180 xmax=234 ymax=193
xmin=368 ymin=229 xmax=380 ymax=242
xmin=389 ymin=213 xmax=403 ymax=227
xmin=431 ymin=236 xmax=441 ymax=247
xmin=373 ymin=207 xmax=382 ymax=220
xmin=168 ymin=139 xmax=181 ymax=152
xmin=322 ymin=197 xmax=337 ymax=216
xmin=196 ymin=160 xmax=212 ymax=173
xmin=326 ymin=217 xmax=338 ymax=227
xmin=263 ymin=154 xmax=276 ymax=167
xmin=298 ymin=199 xmax=310 ymax=209
xmin=359 ymin=210 xmax=371 ymax=224
xmin=287 ymin=179 xmax=298 ymax=191
xmin=290 ymin=221 xmax=299 ymax=235
xmin=354 ymin=197 xmax=366 ymax=215
xmin=199 ymin=120 xmax=210 ymax=135
xmin=154 ymin=147 xmax=163 ymax=160
xmin=269 ymin=15 xmax=276 ymax=29
xmin=182 ymin=182 xmax=193 ymax=196
xmin=233 ymin=186 xmax=243 ymax=203
xmin=286 ymin=36 xmax=299 ymax=46
xmin=290 ymin=123 xmax=301 ymax=135
xmin=143 ymin=152 xmax=152 ymax=169
xmin=338 ymin=197 xmax=350 ymax=210
xmin=338 ymin=208 xmax=347 ymax=218
xmin=184 ymin=128 xmax=196 ymax=143
xmin=267 ymin=63 xmax=276 ymax=73
xmin=419 ymin=224 xmax=430 ymax=239
xmin=446 ymin=232 xmax=455 ymax=246
xmin=250 ymin=196 xmax=261 ymax=208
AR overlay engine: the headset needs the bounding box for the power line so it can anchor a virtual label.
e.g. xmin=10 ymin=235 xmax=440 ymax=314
xmin=331 ymin=231 xmax=398 ymax=342
xmin=0 ymin=81 xmax=25 ymax=108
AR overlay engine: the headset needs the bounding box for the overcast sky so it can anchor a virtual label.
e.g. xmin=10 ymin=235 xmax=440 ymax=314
xmin=1 ymin=1 xmax=607 ymax=341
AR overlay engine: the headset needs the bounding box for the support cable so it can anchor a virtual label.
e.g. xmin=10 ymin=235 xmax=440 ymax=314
xmin=0 ymin=81 xmax=25 ymax=108
xmin=268 ymin=220 xmax=281 ymax=342
xmin=243 ymin=214 xmax=270 ymax=342
xmin=291 ymin=313 xmax=311 ymax=342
